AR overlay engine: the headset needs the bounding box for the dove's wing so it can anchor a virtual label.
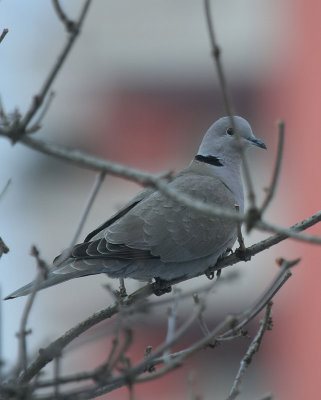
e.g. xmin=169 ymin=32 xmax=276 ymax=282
xmin=67 ymin=169 xmax=238 ymax=265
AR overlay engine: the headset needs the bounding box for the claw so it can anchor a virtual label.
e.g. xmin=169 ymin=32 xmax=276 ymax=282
xmin=152 ymin=277 xmax=172 ymax=296
xmin=235 ymin=248 xmax=251 ymax=262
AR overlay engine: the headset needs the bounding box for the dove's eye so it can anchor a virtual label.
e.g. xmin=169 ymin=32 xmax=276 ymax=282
xmin=226 ymin=127 xmax=234 ymax=136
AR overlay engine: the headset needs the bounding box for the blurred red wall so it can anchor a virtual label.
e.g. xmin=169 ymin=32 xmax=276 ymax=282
xmin=262 ymin=1 xmax=321 ymax=399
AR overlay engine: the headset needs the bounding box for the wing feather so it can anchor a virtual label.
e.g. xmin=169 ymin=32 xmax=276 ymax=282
xmin=56 ymin=170 xmax=238 ymax=266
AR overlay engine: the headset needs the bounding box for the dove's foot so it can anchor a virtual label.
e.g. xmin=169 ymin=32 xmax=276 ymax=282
xmin=152 ymin=278 xmax=172 ymax=296
xmin=235 ymin=247 xmax=251 ymax=262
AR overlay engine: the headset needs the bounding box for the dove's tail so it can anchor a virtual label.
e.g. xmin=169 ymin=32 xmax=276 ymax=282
xmin=4 ymin=267 xmax=95 ymax=300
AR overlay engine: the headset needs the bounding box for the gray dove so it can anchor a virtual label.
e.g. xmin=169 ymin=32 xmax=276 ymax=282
xmin=5 ymin=116 xmax=266 ymax=299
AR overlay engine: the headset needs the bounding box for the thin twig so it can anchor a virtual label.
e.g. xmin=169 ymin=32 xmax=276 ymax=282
xmin=261 ymin=120 xmax=285 ymax=214
xmin=102 ymin=328 xmax=132 ymax=377
xmin=51 ymin=303 xmax=204 ymax=398
xmin=214 ymin=209 xmax=321 ymax=274
xmin=235 ymin=204 xmax=246 ymax=252
xmin=19 ymin=260 xmax=293 ymax=398
xmin=53 ymin=354 xmax=62 ymax=397
xmin=17 ymin=289 xmax=202 ymax=386
xmin=203 ymin=0 xmax=233 ymax=118
xmin=135 ymin=265 xmax=291 ymax=388
xmin=193 ymin=293 xmax=210 ymax=337
xmin=0 ymin=237 xmax=9 ymax=258
xmin=0 ymin=29 xmax=8 ymax=44
xmin=257 ymin=218 xmax=321 ymax=245
xmin=54 ymin=171 xmax=105 ymax=267
xmin=118 ymin=278 xmax=127 ymax=297
xmin=16 ymin=247 xmax=49 ymax=374
xmin=27 ymin=91 xmax=55 ymax=133
xmin=18 ymin=0 xmax=92 ymax=134
xmin=219 ymin=259 xmax=297 ymax=340
xmin=187 ymin=371 xmax=197 ymax=400
xmin=0 ymin=179 xmax=11 ymax=201
xmin=255 ymin=394 xmax=274 ymax=400
xmin=104 ymin=336 xmax=120 ymax=374
xmin=132 ymin=278 xmax=277 ymax=388
xmin=52 ymin=0 xmax=76 ymax=32
xmin=163 ymin=290 xmax=181 ymax=359
xmin=227 ymin=302 xmax=273 ymax=400
xmin=17 ymin=285 xmax=153 ymax=384
xmin=203 ymin=0 xmax=256 ymax=210
xmin=0 ymin=287 xmax=3 ymax=380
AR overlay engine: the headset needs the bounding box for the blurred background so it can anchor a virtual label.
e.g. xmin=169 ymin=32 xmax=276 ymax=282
xmin=1 ymin=0 xmax=320 ymax=399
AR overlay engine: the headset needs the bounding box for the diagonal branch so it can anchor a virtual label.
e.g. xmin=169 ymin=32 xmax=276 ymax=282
xmin=54 ymin=171 xmax=106 ymax=268
xmin=1 ymin=132 xmax=321 ymax=245
xmin=0 ymin=29 xmax=8 ymax=44
xmin=260 ymin=120 xmax=285 ymax=215
xmin=10 ymin=208 xmax=321 ymax=381
xmin=34 ymin=260 xmax=292 ymax=399
xmin=17 ymin=0 xmax=92 ymax=136
xmin=227 ymin=302 xmax=273 ymax=400
xmin=15 ymin=234 xmax=301 ymax=387
xmin=16 ymin=247 xmax=49 ymax=374
xmin=52 ymin=0 xmax=76 ymax=32
xmin=203 ymin=0 xmax=257 ymax=210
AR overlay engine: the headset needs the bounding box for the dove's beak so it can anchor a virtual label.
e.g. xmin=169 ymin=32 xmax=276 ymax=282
xmin=249 ymin=137 xmax=267 ymax=149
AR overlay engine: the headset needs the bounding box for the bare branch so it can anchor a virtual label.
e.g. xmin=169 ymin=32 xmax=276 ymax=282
xmin=27 ymin=91 xmax=55 ymax=133
xmin=0 ymin=0 xmax=301 ymax=398
xmin=0 ymin=29 xmax=8 ymax=44
xmin=3 ymin=133 xmax=245 ymax=222
xmin=219 ymin=259 xmax=298 ymax=340
xmin=227 ymin=302 xmax=273 ymax=400
xmin=0 ymin=237 xmax=9 ymax=259
xmin=14 ymin=258 xmax=295 ymax=398
xmin=193 ymin=293 xmax=211 ymax=337
xmin=255 ymin=394 xmax=274 ymax=400
xmin=53 ymin=354 xmax=62 ymax=397
xmin=17 ymin=284 xmax=153 ymax=384
xmin=203 ymin=0 xmax=257 ymax=210
xmin=2 ymin=131 xmax=321 ymax=245
xmin=261 ymin=120 xmax=285 ymax=214
xmin=102 ymin=328 xmax=133 ymax=378
xmin=0 ymin=179 xmax=11 ymax=201
xmin=0 ymin=287 xmax=3 ymax=380
xmin=97 ymin=265 xmax=289 ymax=396
xmin=12 ymin=210 xmax=319 ymax=384
xmin=163 ymin=291 xmax=181 ymax=359
xmin=257 ymin=218 xmax=321 ymax=245
xmin=17 ymin=0 xmax=92 ymax=137
xmin=55 ymin=171 xmax=106 ymax=267
xmin=235 ymin=204 xmax=246 ymax=252
xmin=214 ymin=209 xmax=321 ymax=274
xmin=203 ymin=0 xmax=233 ymax=118
xmin=16 ymin=246 xmax=49 ymax=374
xmin=52 ymin=0 xmax=76 ymax=32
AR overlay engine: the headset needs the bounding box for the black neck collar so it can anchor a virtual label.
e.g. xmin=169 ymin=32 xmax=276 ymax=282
xmin=194 ymin=154 xmax=223 ymax=167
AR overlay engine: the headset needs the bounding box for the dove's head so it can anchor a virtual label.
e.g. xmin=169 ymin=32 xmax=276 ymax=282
xmin=198 ymin=116 xmax=266 ymax=166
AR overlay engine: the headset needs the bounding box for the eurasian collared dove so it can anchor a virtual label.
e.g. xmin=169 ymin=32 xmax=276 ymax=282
xmin=5 ymin=116 xmax=266 ymax=299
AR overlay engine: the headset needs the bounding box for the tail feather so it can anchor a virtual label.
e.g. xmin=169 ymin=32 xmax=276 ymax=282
xmin=4 ymin=270 xmax=92 ymax=300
